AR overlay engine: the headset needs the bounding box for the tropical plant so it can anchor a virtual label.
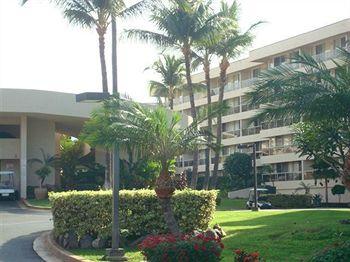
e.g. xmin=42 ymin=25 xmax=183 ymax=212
xmin=146 ymin=54 xmax=185 ymax=109
xmin=81 ymin=97 xmax=206 ymax=234
xmin=28 ymin=149 xmax=57 ymax=188
xmin=331 ymin=184 xmax=346 ymax=203
xmin=210 ymin=1 xmax=259 ymax=189
xmin=248 ymin=48 xmax=350 ymax=188
xmin=125 ymin=0 xmax=220 ymax=188
xmin=312 ymin=158 xmax=339 ymax=204
xmin=223 ymin=152 xmax=252 ymax=190
xmin=294 ymin=181 xmax=312 ymax=195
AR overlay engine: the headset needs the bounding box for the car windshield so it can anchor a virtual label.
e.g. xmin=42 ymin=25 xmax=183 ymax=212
xmin=0 ymin=172 xmax=14 ymax=189
xmin=249 ymin=190 xmax=269 ymax=201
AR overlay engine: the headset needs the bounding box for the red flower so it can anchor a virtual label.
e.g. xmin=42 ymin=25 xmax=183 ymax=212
xmin=219 ymin=242 xmax=225 ymax=249
xmin=194 ymin=244 xmax=200 ymax=251
xmin=201 ymin=245 xmax=206 ymax=251
xmin=251 ymin=252 xmax=259 ymax=258
xmin=234 ymin=249 xmax=242 ymax=255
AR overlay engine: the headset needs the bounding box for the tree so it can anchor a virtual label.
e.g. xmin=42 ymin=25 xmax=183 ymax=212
xmin=294 ymin=121 xmax=350 ymax=188
xmin=248 ymin=48 xmax=350 ymax=189
xmin=81 ymin=97 xmax=206 ymax=234
xmin=332 ymin=184 xmax=346 ymax=203
xmin=294 ymin=181 xmax=312 ymax=195
xmin=223 ymin=152 xmax=252 ymax=190
xmin=125 ymin=0 xmax=219 ymax=189
xmin=210 ymin=1 xmax=259 ymax=189
xmin=312 ymin=158 xmax=339 ymax=205
xmin=28 ymin=149 xmax=57 ymax=188
xmin=146 ymin=54 xmax=185 ymax=109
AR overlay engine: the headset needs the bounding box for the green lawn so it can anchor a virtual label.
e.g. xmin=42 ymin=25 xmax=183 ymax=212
xmin=26 ymin=198 xmax=51 ymax=208
xmin=217 ymin=198 xmax=246 ymax=210
xmin=72 ymin=208 xmax=350 ymax=261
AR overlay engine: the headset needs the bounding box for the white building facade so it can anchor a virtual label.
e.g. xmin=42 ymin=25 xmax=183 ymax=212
xmin=174 ymin=19 xmax=350 ymax=203
xmin=0 ymin=89 xmax=101 ymax=199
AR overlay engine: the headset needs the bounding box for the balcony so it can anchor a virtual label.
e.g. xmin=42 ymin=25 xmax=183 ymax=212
xmin=262 ymin=145 xmax=297 ymax=156
xmin=261 ymin=118 xmax=296 ymax=130
xmin=241 ymin=103 xmax=259 ymax=112
xmin=223 ymin=129 xmax=240 ymax=139
xmin=223 ymin=105 xmax=240 ymax=116
xmin=242 ymin=126 xmax=261 ymax=136
xmin=262 ymin=172 xmax=302 ymax=182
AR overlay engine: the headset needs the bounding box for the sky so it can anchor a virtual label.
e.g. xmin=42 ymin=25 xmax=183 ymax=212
xmin=0 ymin=0 xmax=350 ymax=103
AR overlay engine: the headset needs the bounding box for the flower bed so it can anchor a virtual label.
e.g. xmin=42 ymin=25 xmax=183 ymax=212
xmin=139 ymin=232 xmax=224 ymax=262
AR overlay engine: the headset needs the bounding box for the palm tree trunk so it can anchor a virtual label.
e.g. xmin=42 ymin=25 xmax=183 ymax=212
xmin=98 ymin=31 xmax=108 ymax=93
xmin=182 ymin=45 xmax=199 ymax=189
xmin=156 ymin=167 xmax=180 ymax=235
xmin=112 ymin=18 xmax=118 ymax=95
xmin=203 ymin=57 xmax=212 ymax=190
xmin=211 ymin=58 xmax=229 ymax=189
xmin=169 ymin=86 xmax=174 ymax=110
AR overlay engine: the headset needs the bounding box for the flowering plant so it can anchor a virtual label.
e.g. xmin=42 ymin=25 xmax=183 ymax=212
xmin=234 ymin=249 xmax=263 ymax=262
xmin=139 ymin=232 xmax=224 ymax=261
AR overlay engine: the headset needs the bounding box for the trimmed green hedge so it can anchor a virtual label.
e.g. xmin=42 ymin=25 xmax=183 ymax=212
xmin=266 ymin=194 xmax=313 ymax=208
xmin=49 ymin=189 xmax=217 ymax=239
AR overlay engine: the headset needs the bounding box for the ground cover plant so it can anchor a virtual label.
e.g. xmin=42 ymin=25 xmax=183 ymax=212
xmin=72 ymin=209 xmax=350 ymax=261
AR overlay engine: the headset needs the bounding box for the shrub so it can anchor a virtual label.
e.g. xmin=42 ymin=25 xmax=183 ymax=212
xmin=139 ymin=233 xmax=224 ymax=262
xmin=265 ymin=194 xmax=313 ymax=208
xmin=310 ymin=241 xmax=350 ymax=262
xmin=49 ymin=189 xmax=217 ymax=240
xmin=234 ymin=249 xmax=263 ymax=262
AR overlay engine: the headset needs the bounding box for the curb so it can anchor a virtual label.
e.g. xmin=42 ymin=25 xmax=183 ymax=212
xmin=33 ymin=231 xmax=93 ymax=262
xmin=21 ymin=199 xmax=51 ymax=210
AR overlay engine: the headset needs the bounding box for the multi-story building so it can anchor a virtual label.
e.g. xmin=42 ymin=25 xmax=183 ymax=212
xmin=174 ymin=19 xmax=350 ymax=203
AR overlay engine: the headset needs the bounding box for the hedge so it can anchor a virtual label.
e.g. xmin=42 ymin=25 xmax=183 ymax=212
xmin=265 ymin=194 xmax=313 ymax=208
xmin=49 ymin=189 xmax=217 ymax=239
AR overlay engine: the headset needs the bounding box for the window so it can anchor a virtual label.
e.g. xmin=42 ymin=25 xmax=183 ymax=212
xmin=252 ymin=68 xmax=261 ymax=78
xmin=275 ymin=136 xmax=284 ymax=147
xmin=273 ymin=56 xmax=286 ymax=67
xmin=315 ymin=44 xmax=324 ymax=55
xmin=276 ymin=163 xmax=288 ymax=173
xmin=340 ymin=37 xmax=347 ymax=48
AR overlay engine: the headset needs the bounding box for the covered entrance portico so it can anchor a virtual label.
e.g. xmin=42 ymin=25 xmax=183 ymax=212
xmin=0 ymin=88 xmax=100 ymax=199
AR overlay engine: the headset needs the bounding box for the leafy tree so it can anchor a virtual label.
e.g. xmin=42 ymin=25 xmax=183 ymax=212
xmin=210 ymin=2 xmax=259 ymax=189
xmin=332 ymin=184 xmax=346 ymax=203
xmin=81 ymin=97 xmax=206 ymax=234
xmin=125 ymin=0 xmax=219 ymax=188
xmin=248 ymin=48 xmax=350 ymax=189
xmin=223 ymin=152 xmax=252 ymax=189
xmin=294 ymin=121 xmax=350 ymax=187
xmin=312 ymin=158 xmax=339 ymax=204
xmin=28 ymin=149 xmax=57 ymax=188
xmin=146 ymin=54 xmax=185 ymax=109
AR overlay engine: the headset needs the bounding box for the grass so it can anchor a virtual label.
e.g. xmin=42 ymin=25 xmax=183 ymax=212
xmin=26 ymin=198 xmax=51 ymax=208
xmin=217 ymin=198 xmax=246 ymax=210
xmin=72 ymin=204 xmax=350 ymax=261
xmin=70 ymin=248 xmax=142 ymax=261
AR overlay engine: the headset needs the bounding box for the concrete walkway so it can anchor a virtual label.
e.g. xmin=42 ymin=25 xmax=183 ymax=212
xmin=0 ymin=200 xmax=52 ymax=262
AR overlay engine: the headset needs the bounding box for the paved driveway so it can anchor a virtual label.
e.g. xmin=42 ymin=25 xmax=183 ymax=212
xmin=0 ymin=200 xmax=52 ymax=262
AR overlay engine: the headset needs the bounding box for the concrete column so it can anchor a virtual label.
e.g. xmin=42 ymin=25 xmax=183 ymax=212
xmin=20 ymin=115 xmax=27 ymax=199
xmin=301 ymin=160 xmax=304 ymax=180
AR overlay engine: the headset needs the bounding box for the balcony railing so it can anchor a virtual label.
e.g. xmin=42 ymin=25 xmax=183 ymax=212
xmin=241 ymin=103 xmax=259 ymax=112
xmin=262 ymin=145 xmax=297 ymax=156
xmin=261 ymin=118 xmax=296 ymax=130
xmin=262 ymin=172 xmax=302 ymax=182
xmin=223 ymin=129 xmax=240 ymax=139
xmin=223 ymin=105 xmax=240 ymax=116
xmin=242 ymin=126 xmax=261 ymax=136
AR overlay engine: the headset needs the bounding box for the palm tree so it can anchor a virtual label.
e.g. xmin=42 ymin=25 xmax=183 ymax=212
xmin=248 ymin=49 xmax=350 ymax=188
xmin=210 ymin=1 xmax=259 ymax=189
xmin=28 ymin=149 xmax=57 ymax=188
xmin=146 ymin=54 xmax=185 ymax=110
xmin=81 ymin=97 xmax=206 ymax=234
xmin=125 ymin=0 xmax=218 ymax=188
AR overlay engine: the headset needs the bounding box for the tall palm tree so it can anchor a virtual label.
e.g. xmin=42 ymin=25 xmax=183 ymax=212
xmin=146 ymin=54 xmax=185 ymax=109
xmin=210 ymin=1 xmax=259 ymax=189
xmin=81 ymin=97 xmax=206 ymax=234
xmin=125 ymin=0 xmax=218 ymax=188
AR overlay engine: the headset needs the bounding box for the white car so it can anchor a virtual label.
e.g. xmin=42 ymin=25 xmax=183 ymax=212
xmin=0 ymin=171 xmax=18 ymax=200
